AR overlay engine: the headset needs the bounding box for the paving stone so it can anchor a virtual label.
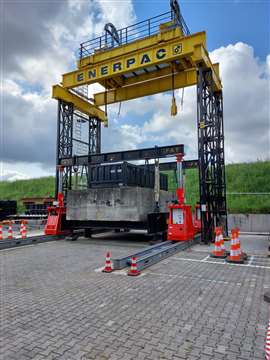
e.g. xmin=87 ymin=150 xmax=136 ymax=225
xmin=0 ymin=236 xmax=269 ymax=360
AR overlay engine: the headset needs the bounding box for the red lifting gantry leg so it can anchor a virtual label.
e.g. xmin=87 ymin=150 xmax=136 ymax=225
xmin=167 ymin=153 xmax=195 ymax=242
xmin=45 ymin=166 xmax=69 ymax=236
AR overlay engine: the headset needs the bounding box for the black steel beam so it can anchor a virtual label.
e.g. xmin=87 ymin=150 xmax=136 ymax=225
xmin=60 ymin=144 xmax=184 ymax=167
xmin=139 ymin=159 xmax=198 ymax=171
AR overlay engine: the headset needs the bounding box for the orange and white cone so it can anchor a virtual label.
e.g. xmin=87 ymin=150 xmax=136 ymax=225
xmin=210 ymin=227 xmax=226 ymax=258
xmin=0 ymin=225 xmax=3 ymax=240
xmin=20 ymin=222 xmax=24 ymax=237
xmin=128 ymin=256 xmax=141 ymax=276
xmin=21 ymin=223 xmax=27 ymax=239
xmin=265 ymin=318 xmax=270 ymax=360
xmin=226 ymin=229 xmax=244 ymax=264
xmin=8 ymin=223 xmax=13 ymax=240
xmin=219 ymin=229 xmax=228 ymax=255
xmin=235 ymin=227 xmax=247 ymax=260
xmin=102 ymin=252 xmax=113 ymax=273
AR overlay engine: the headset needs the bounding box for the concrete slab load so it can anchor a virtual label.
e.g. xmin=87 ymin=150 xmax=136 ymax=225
xmin=67 ymin=187 xmax=174 ymax=222
xmin=0 ymin=232 xmax=269 ymax=360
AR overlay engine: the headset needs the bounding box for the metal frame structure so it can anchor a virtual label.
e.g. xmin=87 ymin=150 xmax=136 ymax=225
xmin=79 ymin=9 xmax=190 ymax=58
xmin=197 ymin=67 xmax=227 ymax=242
xmin=113 ymin=235 xmax=200 ymax=271
xmin=55 ymin=101 xmax=101 ymax=197
xmin=52 ymin=0 xmax=228 ymax=242
xmin=89 ymin=117 xmax=101 ymax=154
xmin=60 ymin=144 xmax=184 ymax=167
xmin=0 ymin=234 xmax=64 ymax=250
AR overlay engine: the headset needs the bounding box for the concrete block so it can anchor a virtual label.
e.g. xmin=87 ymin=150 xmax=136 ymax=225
xmin=67 ymin=186 xmax=174 ymax=222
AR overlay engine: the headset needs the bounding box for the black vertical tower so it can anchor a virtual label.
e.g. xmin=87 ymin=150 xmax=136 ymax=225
xmin=197 ymin=67 xmax=227 ymax=243
xmin=55 ymin=101 xmax=73 ymax=199
xmin=89 ymin=117 xmax=101 ymax=155
xmin=55 ymin=100 xmax=101 ymax=199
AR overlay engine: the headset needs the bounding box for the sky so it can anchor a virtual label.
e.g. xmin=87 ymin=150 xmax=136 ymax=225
xmin=0 ymin=0 xmax=269 ymax=181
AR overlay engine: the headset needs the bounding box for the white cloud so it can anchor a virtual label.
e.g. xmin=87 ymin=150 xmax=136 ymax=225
xmin=0 ymin=161 xmax=53 ymax=182
xmin=1 ymin=0 xmax=136 ymax=178
xmin=115 ymin=42 xmax=270 ymax=163
xmin=0 ymin=170 xmax=30 ymax=182
xmin=1 ymin=0 xmax=269 ymax=182
xmin=211 ymin=43 xmax=269 ymax=162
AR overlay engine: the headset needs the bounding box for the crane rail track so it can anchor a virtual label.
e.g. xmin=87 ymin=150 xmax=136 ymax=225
xmin=113 ymin=234 xmax=201 ymax=271
xmin=0 ymin=235 xmax=64 ymax=250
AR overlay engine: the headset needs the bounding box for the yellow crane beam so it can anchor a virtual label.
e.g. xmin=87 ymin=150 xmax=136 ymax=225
xmin=97 ymin=62 xmax=188 ymax=89
xmin=94 ymin=69 xmax=197 ymax=106
xmin=61 ymin=31 xmax=208 ymax=89
xmin=78 ymin=26 xmax=187 ymax=69
xmin=191 ymin=45 xmax=221 ymax=90
xmin=52 ymin=85 xmax=106 ymax=122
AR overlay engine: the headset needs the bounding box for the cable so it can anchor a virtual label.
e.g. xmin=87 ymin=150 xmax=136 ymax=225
xmin=118 ymin=101 xmax=122 ymax=117
xmin=180 ymin=87 xmax=184 ymax=110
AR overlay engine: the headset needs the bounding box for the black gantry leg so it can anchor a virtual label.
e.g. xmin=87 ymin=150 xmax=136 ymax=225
xmin=55 ymin=98 xmax=102 ymax=198
xmin=197 ymin=67 xmax=228 ymax=243
xmin=55 ymin=100 xmax=73 ymax=199
xmin=89 ymin=117 xmax=101 ymax=154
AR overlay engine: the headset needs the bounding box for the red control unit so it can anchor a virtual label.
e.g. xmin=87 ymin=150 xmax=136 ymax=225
xmin=167 ymin=154 xmax=195 ymax=242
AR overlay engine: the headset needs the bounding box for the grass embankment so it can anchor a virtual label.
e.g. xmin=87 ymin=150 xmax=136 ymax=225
xmin=0 ymin=161 xmax=269 ymax=213
xmin=0 ymin=177 xmax=55 ymax=213
xmin=165 ymin=161 xmax=270 ymax=213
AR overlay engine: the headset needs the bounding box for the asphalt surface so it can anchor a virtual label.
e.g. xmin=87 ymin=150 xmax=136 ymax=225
xmin=0 ymin=231 xmax=269 ymax=360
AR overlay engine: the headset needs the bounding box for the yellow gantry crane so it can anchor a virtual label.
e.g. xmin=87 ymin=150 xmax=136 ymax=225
xmin=53 ymin=1 xmax=221 ymax=123
xmin=52 ymin=0 xmax=227 ymax=243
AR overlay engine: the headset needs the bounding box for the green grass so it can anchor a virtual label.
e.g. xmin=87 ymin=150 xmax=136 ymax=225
xmin=0 ymin=177 xmax=55 ymax=213
xmin=226 ymin=161 xmax=270 ymax=213
xmin=0 ymin=161 xmax=269 ymax=214
xmin=164 ymin=160 xmax=270 ymax=214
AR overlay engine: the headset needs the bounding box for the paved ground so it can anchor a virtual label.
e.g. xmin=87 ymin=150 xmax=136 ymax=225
xmin=0 ymin=232 xmax=269 ymax=360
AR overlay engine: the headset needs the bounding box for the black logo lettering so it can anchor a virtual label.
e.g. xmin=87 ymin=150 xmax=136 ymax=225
xmin=156 ymin=49 xmax=166 ymax=60
xmin=141 ymin=54 xmax=151 ymax=64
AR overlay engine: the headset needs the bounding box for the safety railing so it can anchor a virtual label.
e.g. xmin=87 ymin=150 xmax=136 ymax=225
xmin=78 ymin=10 xmax=190 ymax=59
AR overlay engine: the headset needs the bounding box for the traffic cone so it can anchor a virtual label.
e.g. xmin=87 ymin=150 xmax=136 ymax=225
xmin=0 ymin=225 xmax=3 ymax=240
xmin=102 ymin=252 xmax=113 ymax=273
xmin=8 ymin=223 xmax=13 ymax=240
xmin=219 ymin=229 xmax=228 ymax=255
xmin=226 ymin=229 xmax=244 ymax=264
xmin=128 ymin=256 xmax=141 ymax=276
xmin=265 ymin=318 xmax=270 ymax=360
xmin=20 ymin=222 xmax=24 ymax=237
xmin=21 ymin=223 xmax=27 ymax=239
xmin=210 ymin=227 xmax=226 ymax=258
xmin=235 ymin=227 xmax=247 ymax=260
